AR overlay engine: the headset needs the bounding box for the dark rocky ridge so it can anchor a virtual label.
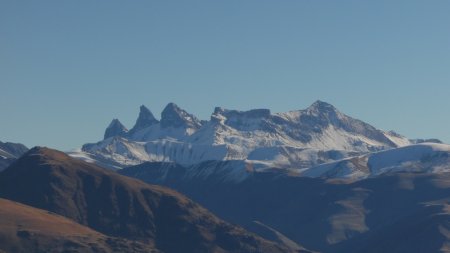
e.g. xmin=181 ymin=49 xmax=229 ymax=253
xmin=0 ymin=147 xmax=298 ymax=253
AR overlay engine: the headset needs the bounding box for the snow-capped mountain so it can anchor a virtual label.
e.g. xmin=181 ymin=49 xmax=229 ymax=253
xmin=73 ymin=101 xmax=412 ymax=170
xmin=0 ymin=141 xmax=28 ymax=171
xmin=300 ymin=142 xmax=450 ymax=180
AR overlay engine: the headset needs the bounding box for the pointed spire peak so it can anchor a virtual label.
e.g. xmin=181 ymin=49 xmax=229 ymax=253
xmin=139 ymin=104 xmax=147 ymax=111
xmin=138 ymin=105 xmax=158 ymax=122
xmin=129 ymin=105 xmax=159 ymax=135
xmin=139 ymin=105 xmax=152 ymax=115
xmin=162 ymin=102 xmax=183 ymax=113
xmin=108 ymin=118 xmax=124 ymax=127
xmin=161 ymin=102 xmax=202 ymax=129
xmin=104 ymin=119 xmax=128 ymax=140
xmin=162 ymin=102 xmax=186 ymax=117
xmin=165 ymin=102 xmax=178 ymax=108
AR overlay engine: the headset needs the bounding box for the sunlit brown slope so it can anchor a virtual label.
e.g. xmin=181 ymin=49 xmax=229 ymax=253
xmin=0 ymin=147 xmax=293 ymax=253
xmin=0 ymin=198 xmax=157 ymax=253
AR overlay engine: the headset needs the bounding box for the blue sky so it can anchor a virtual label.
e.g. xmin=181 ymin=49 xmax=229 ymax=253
xmin=1 ymin=0 xmax=449 ymax=150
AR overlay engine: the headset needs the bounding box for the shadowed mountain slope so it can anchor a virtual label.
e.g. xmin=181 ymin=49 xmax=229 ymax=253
xmin=121 ymin=162 xmax=450 ymax=253
xmin=0 ymin=147 xmax=298 ymax=253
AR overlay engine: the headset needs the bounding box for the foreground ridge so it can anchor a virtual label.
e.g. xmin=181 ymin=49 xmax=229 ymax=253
xmin=0 ymin=147 xmax=303 ymax=253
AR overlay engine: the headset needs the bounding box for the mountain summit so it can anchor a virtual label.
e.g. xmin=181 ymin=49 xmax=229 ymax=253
xmin=161 ymin=102 xmax=203 ymax=129
xmin=306 ymin=100 xmax=337 ymax=113
xmin=128 ymin=105 xmax=159 ymax=135
xmin=74 ymin=101 xmax=412 ymax=170
xmin=104 ymin=119 xmax=128 ymax=139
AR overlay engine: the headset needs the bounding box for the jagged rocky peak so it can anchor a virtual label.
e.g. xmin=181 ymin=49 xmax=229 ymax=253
xmin=161 ymin=102 xmax=202 ymax=129
xmin=129 ymin=105 xmax=159 ymax=134
xmin=104 ymin=119 xmax=128 ymax=139
xmin=292 ymin=100 xmax=344 ymax=129
xmin=306 ymin=100 xmax=339 ymax=115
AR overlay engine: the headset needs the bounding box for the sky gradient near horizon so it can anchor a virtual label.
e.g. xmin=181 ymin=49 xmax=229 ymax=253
xmin=1 ymin=0 xmax=450 ymax=150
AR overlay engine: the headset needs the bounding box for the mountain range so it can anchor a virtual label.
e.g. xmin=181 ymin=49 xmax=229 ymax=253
xmin=2 ymin=100 xmax=450 ymax=252
xmin=69 ymin=101 xmax=450 ymax=252
xmin=72 ymin=101 xmax=446 ymax=181
xmin=76 ymin=101 xmax=411 ymax=170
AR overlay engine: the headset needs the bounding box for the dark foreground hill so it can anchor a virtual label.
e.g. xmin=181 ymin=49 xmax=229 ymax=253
xmin=0 ymin=147 xmax=299 ymax=253
xmin=0 ymin=198 xmax=158 ymax=253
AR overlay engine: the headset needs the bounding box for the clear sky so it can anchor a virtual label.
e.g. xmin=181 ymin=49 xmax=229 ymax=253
xmin=1 ymin=0 xmax=449 ymax=151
